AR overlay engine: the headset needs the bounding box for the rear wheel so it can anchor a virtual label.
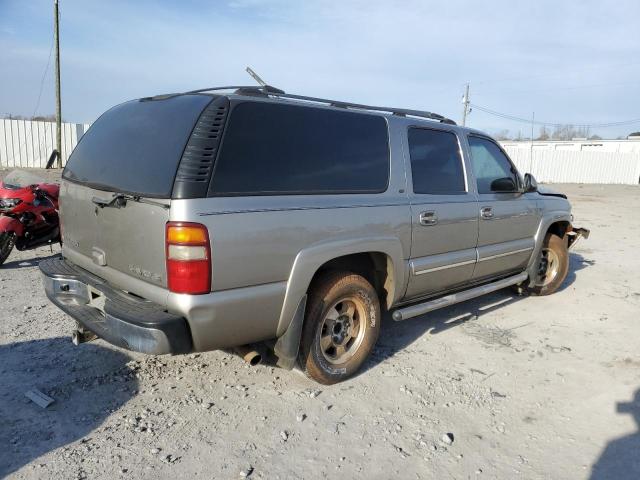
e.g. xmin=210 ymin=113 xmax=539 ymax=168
xmin=299 ymin=272 xmax=381 ymax=385
xmin=527 ymin=233 xmax=569 ymax=296
xmin=0 ymin=232 xmax=16 ymax=266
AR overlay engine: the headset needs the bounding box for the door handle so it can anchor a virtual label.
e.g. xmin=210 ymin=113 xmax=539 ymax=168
xmin=480 ymin=206 xmax=494 ymax=219
xmin=419 ymin=211 xmax=438 ymax=226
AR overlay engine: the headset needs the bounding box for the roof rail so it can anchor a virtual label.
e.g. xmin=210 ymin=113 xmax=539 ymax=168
xmin=184 ymin=85 xmax=285 ymax=95
xmin=184 ymin=85 xmax=456 ymax=125
xmin=267 ymin=91 xmax=456 ymax=125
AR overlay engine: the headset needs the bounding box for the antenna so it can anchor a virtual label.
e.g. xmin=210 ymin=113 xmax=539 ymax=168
xmin=246 ymin=67 xmax=267 ymax=87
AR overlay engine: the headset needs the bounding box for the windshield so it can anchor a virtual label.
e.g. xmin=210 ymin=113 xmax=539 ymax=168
xmin=2 ymin=170 xmax=46 ymax=189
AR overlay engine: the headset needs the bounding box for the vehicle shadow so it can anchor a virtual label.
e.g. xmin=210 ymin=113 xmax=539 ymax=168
xmin=361 ymin=251 xmax=593 ymax=373
xmin=590 ymin=389 xmax=640 ymax=479
xmin=0 ymin=337 xmax=137 ymax=477
xmin=557 ymin=251 xmax=595 ymax=293
xmin=1 ymin=252 xmax=61 ymax=270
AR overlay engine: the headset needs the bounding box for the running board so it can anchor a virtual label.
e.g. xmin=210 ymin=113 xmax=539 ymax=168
xmin=392 ymin=272 xmax=528 ymax=322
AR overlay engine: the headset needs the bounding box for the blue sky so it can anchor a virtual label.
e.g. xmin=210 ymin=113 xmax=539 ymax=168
xmin=1 ymin=0 xmax=639 ymax=138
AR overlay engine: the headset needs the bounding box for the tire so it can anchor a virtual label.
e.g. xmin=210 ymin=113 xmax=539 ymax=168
xmin=0 ymin=232 xmax=16 ymax=266
xmin=299 ymin=272 xmax=381 ymax=385
xmin=527 ymin=233 xmax=569 ymax=296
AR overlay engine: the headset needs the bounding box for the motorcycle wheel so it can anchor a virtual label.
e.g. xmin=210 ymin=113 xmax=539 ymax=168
xmin=0 ymin=232 xmax=16 ymax=266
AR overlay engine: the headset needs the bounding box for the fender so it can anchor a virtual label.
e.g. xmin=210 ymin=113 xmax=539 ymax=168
xmin=273 ymin=235 xmax=407 ymax=369
xmin=525 ymin=210 xmax=572 ymax=286
xmin=0 ymin=216 xmax=24 ymax=236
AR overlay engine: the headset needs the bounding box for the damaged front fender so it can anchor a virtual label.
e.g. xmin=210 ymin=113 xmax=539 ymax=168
xmin=567 ymin=226 xmax=590 ymax=249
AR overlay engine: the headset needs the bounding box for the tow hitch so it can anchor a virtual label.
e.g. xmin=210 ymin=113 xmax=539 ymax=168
xmin=567 ymin=227 xmax=590 ymax=249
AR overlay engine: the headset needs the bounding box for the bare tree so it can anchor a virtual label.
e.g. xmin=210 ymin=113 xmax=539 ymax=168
xmin=494 ymin=129 xmax=512 ymax=140
xmin=550 ymin=124 xmax=591 ymax=141
xmin=31 ymin=114 xmax=57 ymax=122
xmin=537 ymin=126 xmax=549 ymax=141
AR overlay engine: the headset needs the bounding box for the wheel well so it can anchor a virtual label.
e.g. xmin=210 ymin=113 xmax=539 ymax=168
xmin=547 ymin=221 xmax=571 ymax=238
xmin=309 ymin=252 xmax=394 ymax=309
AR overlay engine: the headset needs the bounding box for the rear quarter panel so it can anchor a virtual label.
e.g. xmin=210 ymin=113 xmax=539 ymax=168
xmin=172 ymin=195 xmax=410 ymax=291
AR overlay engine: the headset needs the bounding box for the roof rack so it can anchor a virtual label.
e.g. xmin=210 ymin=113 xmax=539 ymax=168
xmin=185 ymin=85 xmax=456 ymax=125
xmin=184 ymin=85 xmax=285 ymax=95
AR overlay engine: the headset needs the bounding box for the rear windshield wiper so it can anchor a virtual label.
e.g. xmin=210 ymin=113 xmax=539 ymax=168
xmin=91 ymin=193 xmax=169 ymax=210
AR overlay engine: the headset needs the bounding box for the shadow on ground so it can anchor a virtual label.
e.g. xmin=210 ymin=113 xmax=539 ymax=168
xmin=0 ymin=252 xmax=61 ymax=270
xmin=590 ymin=389 xmax=640 ymax=479
xmin=363 ymin=252 xmax=594 ymax=372
xmin=0 ymin=337 xmax=136 ymax=477
xmin=558 ymin=251 xmax=596 ymax=293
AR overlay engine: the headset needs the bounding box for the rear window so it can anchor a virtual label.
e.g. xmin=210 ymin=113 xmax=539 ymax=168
xmin=209 ymin=102 xmax=389 ymax=195
xmin=63 ymin=94 xmax=213 ymax=198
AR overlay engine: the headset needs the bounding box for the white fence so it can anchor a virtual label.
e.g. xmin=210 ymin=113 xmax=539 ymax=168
xmin=0 ymin=119 xmax=90 ymax=169
xmin=502 ymin=148 xmax=640 ymax=185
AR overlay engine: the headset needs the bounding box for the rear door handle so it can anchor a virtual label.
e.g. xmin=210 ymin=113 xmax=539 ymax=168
xmin=480 ymin=206 xmax=494 ymax=219
xmin=419 ymin=211 xmax=438 ymax=226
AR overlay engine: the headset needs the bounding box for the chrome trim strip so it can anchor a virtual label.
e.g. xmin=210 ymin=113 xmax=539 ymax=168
xmin=414 ymin=259 xmax=476 ymax=276
xmin=478 ymin=247 xmax=533 ymax=262
xmin=197 ymin=202 xmax=408 ymax=216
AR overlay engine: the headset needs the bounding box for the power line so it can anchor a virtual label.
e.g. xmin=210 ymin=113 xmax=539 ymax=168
xmin=32 ymin=32 xmax=55 ymax=117
xmin=470 ymin=103 xmax=640 ymax=129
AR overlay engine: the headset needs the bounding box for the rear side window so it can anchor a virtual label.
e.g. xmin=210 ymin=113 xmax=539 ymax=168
xmin=63 ymin=94 xmax=213 ymax=198
xmin=408 ymin=128 xmax=466 ymax=194
xmin=209 ymin=102 xmax=389 ymax=195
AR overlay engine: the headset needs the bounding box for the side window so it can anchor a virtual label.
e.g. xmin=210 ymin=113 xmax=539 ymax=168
xmin=408 ymin=128 xmax=466 ymax=195
xmin=468 ymin=136 xmax=519 ymax=194
xmin=209 ymin=102 xmax=389 ymax=195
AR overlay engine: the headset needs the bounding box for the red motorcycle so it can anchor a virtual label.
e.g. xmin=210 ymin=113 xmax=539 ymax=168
xmin=0 ymin=169 xmax=60 ymax=266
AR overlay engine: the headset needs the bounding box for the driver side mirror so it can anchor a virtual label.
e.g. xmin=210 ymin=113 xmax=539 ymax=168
xmin=490 ymin=177 xmax=518 ymax=193
xmin=523 ymin=173 xmax=538 ymax=193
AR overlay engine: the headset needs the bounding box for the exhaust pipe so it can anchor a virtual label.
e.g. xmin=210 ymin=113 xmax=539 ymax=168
xmin=234 ymin=345 xmax=262 ymax=366
xmin=71 ymin=327 xmax=97 ymax=345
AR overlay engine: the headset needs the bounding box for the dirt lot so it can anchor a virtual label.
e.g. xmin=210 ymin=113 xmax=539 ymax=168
xmin=1 ymin=172 xmax=639 ymax=479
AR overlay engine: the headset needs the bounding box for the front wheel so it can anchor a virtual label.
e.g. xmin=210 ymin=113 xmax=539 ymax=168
xmin=527 ymin=233 xmax=569 ymax=296
xmin=0 ymin=232 xmax=16 ymax=266
xmin=299 ymin=272 xmax=381 ymax=385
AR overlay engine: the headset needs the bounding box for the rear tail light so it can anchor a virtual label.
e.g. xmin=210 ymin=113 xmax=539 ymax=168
xmin=166 ymin=222 xmax=211 ymax=294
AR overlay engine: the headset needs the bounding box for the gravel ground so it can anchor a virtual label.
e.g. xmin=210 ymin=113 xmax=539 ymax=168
xmin=1 ymin=170 xmax=639 ymax=479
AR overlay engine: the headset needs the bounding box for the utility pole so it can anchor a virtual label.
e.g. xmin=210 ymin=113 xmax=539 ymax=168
xmin=529 ymin=112 xmax=535 ymax=173
xmin=461 ymin=83 xmax=470 ymax=127
xmin=54 ymin=0 xmax=62 ymax=168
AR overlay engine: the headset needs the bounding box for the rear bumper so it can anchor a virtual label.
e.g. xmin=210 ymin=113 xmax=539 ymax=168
xmin=39 ymin=257 xmax=192 ymax=354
